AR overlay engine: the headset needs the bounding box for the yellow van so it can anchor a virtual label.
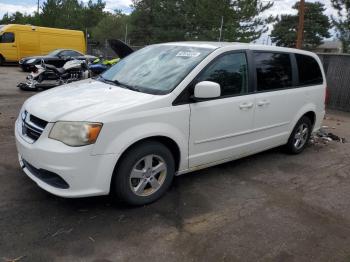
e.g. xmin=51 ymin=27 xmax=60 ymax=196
xmin=0 ymin=24 xmax=86 ymax=64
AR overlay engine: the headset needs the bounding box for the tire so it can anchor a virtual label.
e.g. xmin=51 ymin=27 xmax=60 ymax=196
xmin=17 ymin=83 xmax=38 ymax=91
xmin=112 ymin=141 xmax=175 ymax=205
xmin=285 ymin=116 xmax=312 ymax=154
xmin=0 ymin=56 xmax=4 ymax=66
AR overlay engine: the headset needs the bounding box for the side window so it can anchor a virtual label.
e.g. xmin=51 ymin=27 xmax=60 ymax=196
xmin=68 ymin=51 xmax=82 ymax=57
xmin=60 ymin=50 xmax=80 ymax=57
xmin=254 ymin=52 xmax=292 ymax=91
xmin=295 ymin=54 xmax=323 ymax=86
xmin=0 ymin=32 xmax=15 ymax=43
xmin=197 ymin=52 xmax=248 ymax=96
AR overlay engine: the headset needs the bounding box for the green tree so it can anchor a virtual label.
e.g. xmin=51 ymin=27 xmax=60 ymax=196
xmin=129 ymin=0 xmax=273 ymax=45
xmin=40 ymin=0 xmax=106 ymax=31
xmin=331 ymin=0 xmax=350 ymax=53
xmin=271 ymin=1 xmax=330 ymax=48
xmin=82 ymin=0 xmax=106 ymax=29
xmin=91 ymin=10 xmax=129 ymax=44
xmin=0 ymin=11 xmax=40 ymax=25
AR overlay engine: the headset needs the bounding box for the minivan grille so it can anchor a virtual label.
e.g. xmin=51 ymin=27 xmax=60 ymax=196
xmin=29 ymin=114 xmax=47 ymax=129
xmin=21 ymin=111 xmax=48 ymax=142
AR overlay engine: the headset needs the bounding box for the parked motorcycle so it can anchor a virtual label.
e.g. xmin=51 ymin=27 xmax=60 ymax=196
xmin=18 ymin=58 xmax=90 ymax=91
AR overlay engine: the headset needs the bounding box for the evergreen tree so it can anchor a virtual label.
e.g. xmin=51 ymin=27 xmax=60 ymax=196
xmin=271 ymin=1 xmax=330 ymax=49
xmin=331 ymin=0 xmax=350 ymax=53
xmin=130 ymin=0 xmax=273 ymax=45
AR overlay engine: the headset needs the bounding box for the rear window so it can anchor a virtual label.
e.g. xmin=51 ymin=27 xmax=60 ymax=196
xmin=0 ymin=32 xmax=15 ymax=43
xmin=254 ymin=52 xmax=292 ymax=91
xmin=295 ymin=54 xmax=323 ymax=86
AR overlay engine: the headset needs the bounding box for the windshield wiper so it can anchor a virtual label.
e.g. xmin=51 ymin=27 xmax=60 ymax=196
xmin=98 ymin=76 xmax=142 ymax=93
xmin=98 ymin=75 xmax=117 ymax=85
xmin=113 ymin=79 xmax=142 ymax=93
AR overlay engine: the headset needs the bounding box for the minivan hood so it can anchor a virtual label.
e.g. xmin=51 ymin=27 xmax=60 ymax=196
xmin=23 ymin=79 xmax=156 ymax=122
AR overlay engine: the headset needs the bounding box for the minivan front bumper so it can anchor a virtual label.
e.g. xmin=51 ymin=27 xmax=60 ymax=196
xmin=15 ymin=117 xmax=118 ymax=198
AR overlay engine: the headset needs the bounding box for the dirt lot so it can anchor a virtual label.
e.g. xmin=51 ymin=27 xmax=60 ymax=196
xmin=1 ymin=66 xmax=350 ymax=262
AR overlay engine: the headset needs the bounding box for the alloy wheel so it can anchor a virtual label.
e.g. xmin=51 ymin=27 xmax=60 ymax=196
xmin=129 ymin=154 xmax=167 ymax=197
xmin=293 ymin=123 xmax=309 ymax=150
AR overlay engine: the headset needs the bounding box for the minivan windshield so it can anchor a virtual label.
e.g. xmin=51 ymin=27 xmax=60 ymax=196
xmin=100 ymin=45 xmax=213 ymax=94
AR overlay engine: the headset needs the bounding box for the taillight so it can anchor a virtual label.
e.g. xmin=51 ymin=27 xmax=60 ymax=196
xmin=325 ymin=86 xmax=329 ymax=105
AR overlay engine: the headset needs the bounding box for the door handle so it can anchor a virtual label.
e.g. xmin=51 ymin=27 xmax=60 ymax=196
xmin=257 ymin=100 xmax=270 ymax=107
xmin=239 ymin=102 xmax=254 ymax=109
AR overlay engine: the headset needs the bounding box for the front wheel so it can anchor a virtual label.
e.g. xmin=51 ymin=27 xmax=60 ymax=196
xmin=112 ymin=141 xmax=175 ymax=205
xmin=17 ymin=82 xmax=38 ymax=91
xmin=285 ymin=116 xmax=312 ymax=154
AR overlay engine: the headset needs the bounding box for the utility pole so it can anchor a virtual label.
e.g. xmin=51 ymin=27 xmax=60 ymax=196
xmin=219 ymin=16 xmax=224 ymax=42
xmin=296 ymin=0 xmax=305 ymax=49
xmin=125 ymin=24 xmax=128 ymax=44
xmin=37 ymin=0 xmax=40 ymax=14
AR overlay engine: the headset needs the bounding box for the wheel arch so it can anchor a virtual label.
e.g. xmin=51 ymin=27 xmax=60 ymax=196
xmin=289 ymin=104 xmax=317 ymax=137
xmin=303 ymin=111 xmax=316 ymax=128
xmin=117 ymin=136 xmax=181 ymax=172
xmin=110 ymin=135 xmax=182 ymax=192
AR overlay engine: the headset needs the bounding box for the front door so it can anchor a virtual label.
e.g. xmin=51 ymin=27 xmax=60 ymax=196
xmin=189 ymin=52 xmax=255 ymax=168
xmin=0 ymin=32 xmax=18 ymax=61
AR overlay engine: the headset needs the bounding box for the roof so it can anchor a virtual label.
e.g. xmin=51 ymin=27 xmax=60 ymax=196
xmin=160 ymin=41 xmax=318 ymax=57
xmin=162 ymin=41 xmax=246 ymax=49
xmin=1 ymin=24 xmax=84 ymax=35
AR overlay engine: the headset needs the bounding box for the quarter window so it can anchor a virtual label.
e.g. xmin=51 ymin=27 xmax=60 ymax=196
xmin=197 ymin=53 xmax=248 ymax=96
xmin=0 ymin=32 xmax=15 ymax=43
xmin=295 ymin=54 xmax=323 ymax=86
xmin=254 ymin=52 xmax=292 ymax=91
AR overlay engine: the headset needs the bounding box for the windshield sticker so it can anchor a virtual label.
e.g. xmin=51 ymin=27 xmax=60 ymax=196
xmin=176 ymin=51 xmax=201 ymax=58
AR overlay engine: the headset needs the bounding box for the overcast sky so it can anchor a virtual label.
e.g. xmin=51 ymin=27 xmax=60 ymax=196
xmin=0 ymin=0 xmax=339 ymax=42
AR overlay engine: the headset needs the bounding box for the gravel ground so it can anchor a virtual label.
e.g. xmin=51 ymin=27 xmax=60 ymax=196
xmin=0 ymin=66 xmax=350 ymax=262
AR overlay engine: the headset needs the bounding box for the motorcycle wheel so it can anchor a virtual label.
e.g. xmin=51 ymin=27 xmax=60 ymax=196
xmin=17 ymin=83 xmax=38 ymax=91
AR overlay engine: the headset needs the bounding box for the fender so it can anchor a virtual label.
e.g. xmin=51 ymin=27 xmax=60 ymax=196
xmin=288 ymin=103 xmax=317 ymax=137
xmin=92 ymin=122 xmax=189 ymax=171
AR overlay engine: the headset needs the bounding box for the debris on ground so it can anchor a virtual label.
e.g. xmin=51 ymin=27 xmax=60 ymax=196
xmin=51 ymin=228 xmax=73 ymax=237
xmin=2 ymin=256 xmax=25 ymax=262
xmin=310 ymin=128 xmax=347 ymax=145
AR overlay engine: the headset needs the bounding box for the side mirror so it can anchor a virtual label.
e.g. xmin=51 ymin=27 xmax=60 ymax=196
xmin=193 ymin=81 xmax=221 ymax=100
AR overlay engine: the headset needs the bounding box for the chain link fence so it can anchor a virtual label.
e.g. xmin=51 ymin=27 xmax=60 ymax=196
xmin=318 ymin=53 xmax=350 ymax=112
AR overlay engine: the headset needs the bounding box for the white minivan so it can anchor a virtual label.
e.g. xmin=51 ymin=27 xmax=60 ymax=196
xmin=15 ymin=42 xmax=326 ymax=205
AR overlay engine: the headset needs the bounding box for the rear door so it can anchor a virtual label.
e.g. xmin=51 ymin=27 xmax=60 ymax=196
xmin=252 ymin=51 xmax=306 ymax=149
xmin=0 ymin=32 xmax=18 ymax=61
xmin=189 ymin=51 xmax=256 ymax=167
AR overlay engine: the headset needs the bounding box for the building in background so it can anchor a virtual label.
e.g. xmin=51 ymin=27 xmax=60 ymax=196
xmin=314 ymin=40 xmax=343 ymax=53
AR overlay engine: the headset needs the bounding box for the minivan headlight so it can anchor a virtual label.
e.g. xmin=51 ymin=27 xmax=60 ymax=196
xmin=49 ymin=121 xmax=102 ymax=147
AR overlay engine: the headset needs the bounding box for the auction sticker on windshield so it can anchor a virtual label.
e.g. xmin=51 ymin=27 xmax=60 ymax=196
xmin=176 ymin=51 xmax=201 ymax=57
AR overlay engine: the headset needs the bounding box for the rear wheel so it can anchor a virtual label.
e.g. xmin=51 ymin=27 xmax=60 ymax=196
xmin=285 ymin=116 xmax=312 ymax=154
xmin=112 ymin=141 xmax=175 ymax=205
xmin=0 ymin=56 xmax=4 ymax=66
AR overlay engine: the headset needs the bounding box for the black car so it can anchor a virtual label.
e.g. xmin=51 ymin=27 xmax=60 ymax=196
xmin=19 ymin=49 xmax=97 ymax=72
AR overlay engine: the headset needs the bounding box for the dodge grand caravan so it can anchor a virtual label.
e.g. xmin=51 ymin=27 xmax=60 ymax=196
xmin=15 ymin=42 xmax=326 ymax=205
